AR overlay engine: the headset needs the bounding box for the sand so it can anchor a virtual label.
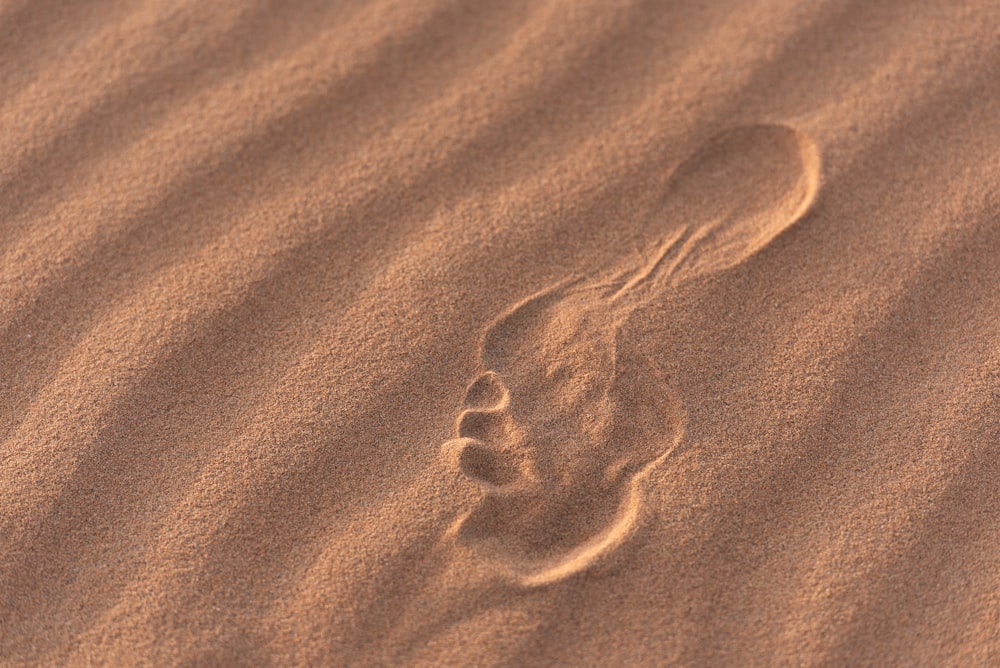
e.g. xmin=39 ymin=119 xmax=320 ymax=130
xmin=1 ymin=1 xmax=999 ymax=665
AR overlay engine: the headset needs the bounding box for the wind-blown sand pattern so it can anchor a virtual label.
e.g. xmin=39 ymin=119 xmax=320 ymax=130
xmin=1 ymin=1 xmax=999 ymax=666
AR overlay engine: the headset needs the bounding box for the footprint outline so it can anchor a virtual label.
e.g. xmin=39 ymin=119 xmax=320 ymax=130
xmin=442 ymin=123 xmax=821 ymax=587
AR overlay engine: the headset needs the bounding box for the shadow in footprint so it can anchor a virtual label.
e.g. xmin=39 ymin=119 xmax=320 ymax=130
xmin=442 ymin=124 xmax=820 ymax=587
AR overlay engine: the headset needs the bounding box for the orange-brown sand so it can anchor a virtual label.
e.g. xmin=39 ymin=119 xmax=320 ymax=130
xmin=2 ymin=1 xmax=999 ymax=665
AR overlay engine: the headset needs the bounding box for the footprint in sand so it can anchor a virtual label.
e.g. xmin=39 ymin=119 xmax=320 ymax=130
xmin=441 ymin=124 xmax=820 ymax=587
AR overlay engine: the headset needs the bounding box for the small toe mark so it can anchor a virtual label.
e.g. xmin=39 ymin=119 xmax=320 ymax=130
xmin=458 ymin=440 xmax=520 ymax=487
xmin=463 ymin=371 xmax=508 ymax=410
xmin=457 ymin=408 xmax=507 ymax=441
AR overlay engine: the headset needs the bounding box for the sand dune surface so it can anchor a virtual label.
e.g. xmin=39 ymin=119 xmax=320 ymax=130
xmin=2 ymin=1 xmax=999 ymax=665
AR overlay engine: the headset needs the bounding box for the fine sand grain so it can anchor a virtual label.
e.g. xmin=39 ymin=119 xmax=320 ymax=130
xmin=1 ymin=1 xmax=999 ymax=665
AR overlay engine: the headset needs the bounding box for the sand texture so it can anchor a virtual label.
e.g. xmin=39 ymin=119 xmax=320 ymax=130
xmin=2 ymin=1 xmax=1000 ymax=665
